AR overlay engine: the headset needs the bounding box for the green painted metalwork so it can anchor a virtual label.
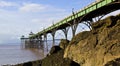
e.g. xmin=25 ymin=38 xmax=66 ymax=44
xmin=30 ymin=0 xmax=117 ymax=38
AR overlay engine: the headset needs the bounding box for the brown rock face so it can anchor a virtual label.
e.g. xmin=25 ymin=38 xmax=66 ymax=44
xmin=42 ymin=39 xmax=79 ymax=66
xmin=42 ymin=49 xmax=80 ymax=66
xmin=104 ymin=58 xmax=120 ymax=66
xmin=49 ymin=46 xmax=62 ymax=55
xmin=64 ymin=14 xmax=120 ymax=66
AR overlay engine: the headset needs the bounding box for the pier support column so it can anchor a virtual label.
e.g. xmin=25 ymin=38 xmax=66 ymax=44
xmin=51 ymin=30 xmax=56 ymax=47
xmin=20 ymin=35 xmax=25 ymax=48
xmin=46 ymin=35 xmax=48 ymax=51
xmin=37 ymin=36 xmax=40 ymax=48
xmin=39 ymin=36 xmax=43 ymax=49
xmin=51 ymin=22 xmax=57 ymax=47
xmin=29 ymin=38 xmax=33 ymax=48
xmin=82 ymin=14 xmax=105 ymax=31
xmin=35 ymin=38 xmax=38 ymax=48
xmin=83 ymin=14 xmax=105 ymax=30
xmin=44 ymin=33 xmax=48 ymax=52
xmin=83 ymin=20 xmax=92 ymax=30
xmin=94 ymin=15 xmax=105 ymax=22
xmin=36 ymin=36 xmax=40 ymax=48
xmin=69 ymin=10 xmax=79 ymax=37
xmin=62 ymin=27 xmax=70 ymax=40
xmin=33 ymin=38 xmax=36 ymax=48
xmin=70 ymin=22 xmax=79 ymax=37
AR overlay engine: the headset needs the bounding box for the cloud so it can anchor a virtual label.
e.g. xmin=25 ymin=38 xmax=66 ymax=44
xmin=0 ymin=2 xmax=69 ymax=44
xmin=0 ymin=1 xmax=66 ymax=13
xmin=0 ymin=0 xmax=119 ymax=44
xmin=0 ymin=1 xmax=17 ymax=7
xmin=19 ymin=3 xmax=47 ymax=12
xmin=19 ymin=3 xmax=66 ymax=13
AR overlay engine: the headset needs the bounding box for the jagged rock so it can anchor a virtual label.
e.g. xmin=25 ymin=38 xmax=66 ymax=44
xmin=64 ymin=14 xmax=120 ymax=66
xmin=104 ymin=58 xmax=120 ymax=66
xmin=49 ymin=46 xmax=62 ymax=55
xmin=42 ymin=49 xmax=80 ymax=66
xmin=9 ymin=13 xmax=120 ymax=66
xmin=23 ymin=62 xmax=32 ymax=66
xmin=59 ymin=39 xmax=69 ymax=49
xmin=12 ymin=60 xmax=42 ymax=66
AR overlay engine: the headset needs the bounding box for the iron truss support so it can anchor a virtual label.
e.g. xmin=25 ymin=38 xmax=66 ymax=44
xmin=83 ymin=14 xmax=105 ymax=30
xmin=36 ymin=36 xmax=42 ymax=49
xmin=51 ymin=29 xmax=56 ymax=47
xmin=83 ymin=20 xmax=92 ymax=30
xmin=62 ymin=27 xmax=70 ymax=40
xmin=51 ymin=23 xmax=58 ymax=46
xmin=70 ymin=22 xmax=79 ymax=37
xmin=93 ymin=15 xmax=105 ymax=22
xmin=68 ymin=10 xmax=79 ymax=37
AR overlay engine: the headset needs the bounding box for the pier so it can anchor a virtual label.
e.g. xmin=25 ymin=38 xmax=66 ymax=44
xmin=21 ymin=0 xmax=120 ymax=50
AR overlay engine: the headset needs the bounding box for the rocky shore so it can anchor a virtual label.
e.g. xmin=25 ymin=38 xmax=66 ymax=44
xmin=6 ymin=13 xmax=120 ymax=66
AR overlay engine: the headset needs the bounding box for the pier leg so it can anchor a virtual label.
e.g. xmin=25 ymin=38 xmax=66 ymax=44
xmin=51 ymin=30 xmax=56 ymax=47
xmin=83 ymin=20 xmax=92 ymax=30
xmin=33 ymin=38 xmax=36 ymax=48
xmin=29 ymin=38 xmax=33 ymax=48
xmin=39 ymin=36 xmax=44 ymax=56
xmin=70 ymin=22 xmax=79 ymax=37
xmin=94 ymin=15 xmax=105 ymax=22
xmin=39 ymin=36 xmax=42 ymax=49
xmin=62 ymin=27 xmax=70 ymax=40
xmin=44 ymin=34 xmax=48 ymax=52
xmin=82 ymin=16 xmax=105 ymax=30
xmin=21 ymin=38 xmax=25 ymax=49
xmin=35 ymin=38 xmax=37 ymax=48
xmin=51 ymin=23 xmax=57 ymax=47
xmin=69 ymin=10 xmax=79 ymax=37
xmin=68 ymin=17 xmax=79 ymax=37
xmin=37 ymin=37 xmax=40 ymax=48
xmin=45 ymin=35 xmax=48 ymax=51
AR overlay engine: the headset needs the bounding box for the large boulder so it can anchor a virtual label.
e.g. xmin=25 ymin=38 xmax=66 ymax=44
xmin=49 ymin=46 xmax=62 ymax=55
xmin=64 ymin=14 xmax=120 ymax=66
xmin=42 ymin=49 xmax=80 ymax=66
xmin=59 ymin=39 xmax=70 ymax=49
xmin=23 ymin=62 xmax=32 ymax=66
xmin=104 ymin=58 xmax=120 ymax=66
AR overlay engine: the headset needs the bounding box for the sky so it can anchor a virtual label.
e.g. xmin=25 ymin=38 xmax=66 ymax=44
xmin=0 ymin=0 xmax=119 ymax=44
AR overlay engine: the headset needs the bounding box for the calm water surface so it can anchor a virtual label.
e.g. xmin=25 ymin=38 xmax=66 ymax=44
xmin=0 ymin=45 xmax=44 ymax=65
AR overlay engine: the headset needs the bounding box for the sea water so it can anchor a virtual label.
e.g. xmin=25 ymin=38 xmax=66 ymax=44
xmin=0 ymin=40 xmax=60 ymax=65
